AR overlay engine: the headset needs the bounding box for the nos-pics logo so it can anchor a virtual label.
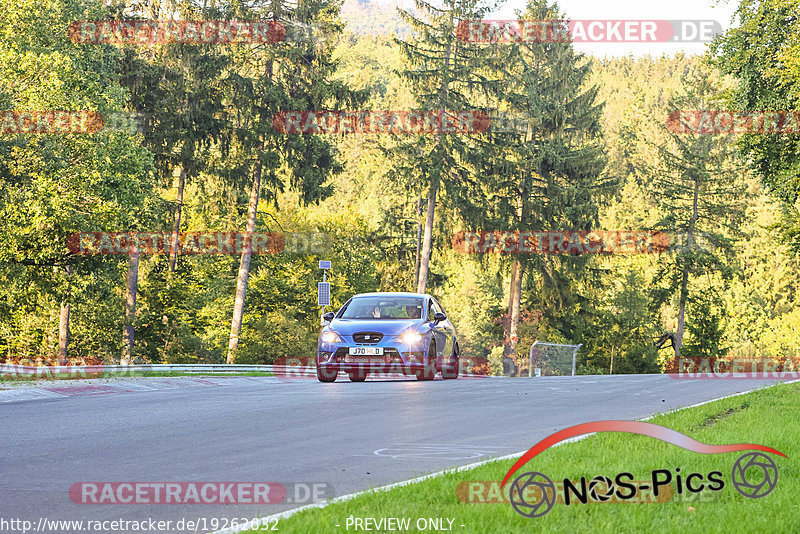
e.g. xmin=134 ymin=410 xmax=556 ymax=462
xmin=501 ymin=421 xmax=783 ymax=518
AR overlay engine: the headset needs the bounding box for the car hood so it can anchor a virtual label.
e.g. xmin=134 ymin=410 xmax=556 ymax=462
xmin=328 ymin=319 xmax=425 ymax=337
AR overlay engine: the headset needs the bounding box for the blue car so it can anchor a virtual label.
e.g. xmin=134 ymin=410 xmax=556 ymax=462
xmin=316 ymin=292 xmax=460 ymax=382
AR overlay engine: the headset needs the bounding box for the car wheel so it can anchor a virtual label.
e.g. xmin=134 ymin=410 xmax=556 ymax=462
xmin=415 ymin=340 xmax=437 ymax=381
xmin=348 ymin=369 xmax=367 ymax=382
xmin=442 ymin=342 xmax=460 ymax=379
xmin=317 ymin=365 xmax=337 ymax=383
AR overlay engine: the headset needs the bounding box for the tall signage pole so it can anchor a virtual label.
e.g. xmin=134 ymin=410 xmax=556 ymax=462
xmin=318 ymin=260 xmax=331 ymax=325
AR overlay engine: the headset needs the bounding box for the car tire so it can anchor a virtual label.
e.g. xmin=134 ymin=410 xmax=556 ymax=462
xmin=442 ymin=342 xmax=460 ymax=379
xmin=348 ymin=369 xmax=367 ymax=382
xmin=317 ymin=365 xmax=337 ymax=383
xmin=415 ymin=340 xmax=437 ymax=381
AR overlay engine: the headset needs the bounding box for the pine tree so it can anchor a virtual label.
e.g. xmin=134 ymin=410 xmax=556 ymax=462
xmin=640 ymin=67 xmax=746 ymax=358
xmin=395 ymin=0 xmax=492 ymax=293
xmin=223 ymin=0 xmax=365 ymax=362
xmin=468 ymin=0 xmax=606 ymax=372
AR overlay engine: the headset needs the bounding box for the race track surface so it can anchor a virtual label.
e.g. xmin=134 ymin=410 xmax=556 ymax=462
xmin=0 ymin=374 xmax=788 ymax=532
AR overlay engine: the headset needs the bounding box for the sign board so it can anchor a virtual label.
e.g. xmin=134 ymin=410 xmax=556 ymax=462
xmin=318 ymin=282 xmax=330 ymax=306
xmin=319 ymin=260 xmax=331 ymax=269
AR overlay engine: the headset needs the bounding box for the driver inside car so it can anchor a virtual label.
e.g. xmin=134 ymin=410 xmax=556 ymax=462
xmin=405 ymin=305 xmax=420 ymax=319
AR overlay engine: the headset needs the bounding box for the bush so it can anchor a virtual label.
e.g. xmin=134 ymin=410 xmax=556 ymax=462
xmin=234 ymin=312 xmax=317 ymax=364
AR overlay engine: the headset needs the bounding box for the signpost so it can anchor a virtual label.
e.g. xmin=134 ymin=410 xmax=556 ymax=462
xmin=318 ymin=260 xmax=331 ymax=325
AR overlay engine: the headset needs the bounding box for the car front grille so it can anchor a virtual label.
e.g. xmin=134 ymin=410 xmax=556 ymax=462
xmin=332 ymin=347 xmax=403 ymax=363
xmin=353 ymin=332 xmax=383 ymax=344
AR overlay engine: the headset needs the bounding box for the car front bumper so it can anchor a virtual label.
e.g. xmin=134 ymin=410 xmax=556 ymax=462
xmin=317 ymin=337 xmax=433 ymax=374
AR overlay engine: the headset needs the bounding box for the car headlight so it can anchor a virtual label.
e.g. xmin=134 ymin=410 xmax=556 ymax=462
xmin=321 ymin=331 xmax=342 ymax=344
xmin=398 ymin=331 xmax=423 ymax=345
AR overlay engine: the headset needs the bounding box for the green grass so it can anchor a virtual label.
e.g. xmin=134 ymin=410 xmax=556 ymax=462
xmin=0 ymin=370 xmax=273 ymax=383
xmin=247 ymin=382 xmax=799 ymax=533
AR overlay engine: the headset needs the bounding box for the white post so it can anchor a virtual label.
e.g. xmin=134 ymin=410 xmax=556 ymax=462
xmin=529 ymin=341 xmax=539 ymax=377
xmin=571 ymin=344 xmax=582 ymax=376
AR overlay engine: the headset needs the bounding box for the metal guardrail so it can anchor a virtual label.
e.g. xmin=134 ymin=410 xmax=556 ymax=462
xmin=0 ymin=363 xmax=308 ymax=375
xmin=0 ymin=363 xmax=490 ymax=378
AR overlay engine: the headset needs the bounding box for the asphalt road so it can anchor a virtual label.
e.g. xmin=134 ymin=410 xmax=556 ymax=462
xmin=0 ymin=374 xmax=790 ymax=533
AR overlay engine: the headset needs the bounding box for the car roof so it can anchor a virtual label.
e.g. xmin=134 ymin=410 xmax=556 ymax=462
xmin=351 ymin=292 xmax=428 ymax=299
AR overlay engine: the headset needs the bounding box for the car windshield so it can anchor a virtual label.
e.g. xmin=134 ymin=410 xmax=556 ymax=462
xmin=339 ymin=296 xmax=424 ymax=320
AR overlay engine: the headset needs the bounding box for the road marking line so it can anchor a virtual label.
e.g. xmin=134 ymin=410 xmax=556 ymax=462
xmin=388 ymin=441 xmax=505 ymax=450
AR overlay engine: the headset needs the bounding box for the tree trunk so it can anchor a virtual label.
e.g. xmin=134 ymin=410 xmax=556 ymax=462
xmin=675 ymin=176 xmax=700 ymax=358
xmin=122 ymin=245 xmax=139 ymax=365
xmin=610 ymin=347 xmax=614 ymax=375
xmin=503 ymin=160 xmax=528 ymax=375
xmin=57 ymin=302 xmax=69 ymax=365
xmin=416 ymin=25 xmax=451 ymax=294
xmin=414 ymin=197 xmax=423 ymax=290
xmin=503 ymin=261 xmax=517 ymax=345
xmin=416 ymin=172 xmax=439 ymax=294
xmin=509 ymin=259 xmax=523 ymax=350
xmin=503 ymin=260 xmax=523 ymax=376
xmin=226 ymin=159 xmax=262 ymax=363
xmin=226 ymin=42 xmax=276 ymax=363
xmin=168 ymin=164 xmax=186 ymax=273
xmin=674 ymin=267 xmax=689 ymax=358
xmin=57 ymin=264 xmax=71 ymax=366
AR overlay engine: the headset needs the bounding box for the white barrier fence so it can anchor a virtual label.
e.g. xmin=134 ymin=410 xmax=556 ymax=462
xmin=528 ymin=342 xmax=582 ymax=377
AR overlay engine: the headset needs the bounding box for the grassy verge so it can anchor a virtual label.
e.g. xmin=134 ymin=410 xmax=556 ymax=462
xmin=248 ymin=382 xmax=799 ymax=533
xmin=0 ymin=370 xmax=273 ymax=383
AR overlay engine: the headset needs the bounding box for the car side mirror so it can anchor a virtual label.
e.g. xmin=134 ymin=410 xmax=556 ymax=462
xmin=323 ymin=312 xmax=335 ymax=323
xmin=433 ymin=312 xmax=446 ymax=324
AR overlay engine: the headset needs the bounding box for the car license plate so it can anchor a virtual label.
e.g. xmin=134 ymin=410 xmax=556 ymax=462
xmin=348 ymin=347 xmax=383 ymax=356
